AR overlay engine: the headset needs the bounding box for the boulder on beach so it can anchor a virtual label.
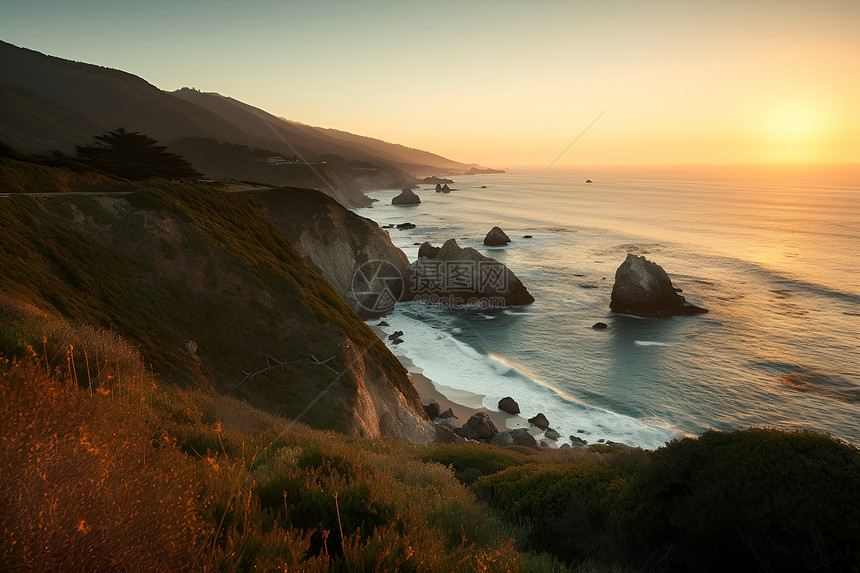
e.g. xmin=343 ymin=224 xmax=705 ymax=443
xmin=610 ymin=253 xmax=708 ymax=317
xmin=417 ymin=241 xmax=441 ymax=259
xmin=454 ymin=412 xmax=498 ymax=441
xmin=490 ymin=431 xmax=515 ymax=447
xmin=509 ymin=428 xmax=538 ymax=448
xmin=437 ymin=407 xmax=457 ymax=419
xmin=403 ymin=239 xmax=534 ymax=306
xmin=483 ymin=226 xmax=511 ymax=246
xmin=498 ymin=396 xmax=520 ymax=415
xmin=392 ymin=188 xmax=421 ymax=205
xmin=433 ymin=424 xmax=466 ymax=444
xmin=424 ymin=400 xmax=441 ymax=420
xmin=528 ymin=412 xmax=550 ymax=430
xmin=570 ymin=435 xmax=588 ymax=447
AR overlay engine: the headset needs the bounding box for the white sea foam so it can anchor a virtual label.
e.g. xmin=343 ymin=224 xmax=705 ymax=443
xmin=634 ymin=340 xmax=672 ymax=346
xmin=373 ymin=310 xmax=679 ymax=449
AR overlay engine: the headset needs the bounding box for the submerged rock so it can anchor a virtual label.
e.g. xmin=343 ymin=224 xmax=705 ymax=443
xmin=392 ymin=188 xmax=421 ymax=205
xmin=483 ymin=226 xmax=511 ymax=246
xmin=498 ymin=396 xmax=520 ymax=415
xmin=610 ymin=254 xmax=707 ymax=317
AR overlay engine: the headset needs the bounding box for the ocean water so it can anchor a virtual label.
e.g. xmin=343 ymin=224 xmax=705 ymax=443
xmin=353 ymin=165 xmax=860 ymax=449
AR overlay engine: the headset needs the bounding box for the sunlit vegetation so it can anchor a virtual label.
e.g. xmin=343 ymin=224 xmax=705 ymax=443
xmin=0 ymin=299 xmax=540 ymax=571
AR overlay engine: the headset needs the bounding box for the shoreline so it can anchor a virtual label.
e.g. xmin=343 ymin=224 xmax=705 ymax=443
xmin=370 ymin=325 xmax=517 ymax=433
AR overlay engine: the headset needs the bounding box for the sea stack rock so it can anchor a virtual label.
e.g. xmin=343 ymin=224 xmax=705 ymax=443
xmin=392 ymin=188 xmax=421 ymax=205
xmin=403 ymin=239 xmax=535 ymax=306
xmin=435 ymin=183 xmax=442 ymax=192
xmin=441 ymin=184 xmax=451 ymax=193
xmin=483 ymin=226 xmax=511 ymax=246
xmin=610 ymin=254 xmax=707 ymax=317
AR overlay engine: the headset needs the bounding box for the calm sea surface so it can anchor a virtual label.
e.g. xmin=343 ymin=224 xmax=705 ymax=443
xmin=354 ymin=165 xmax=860 ymax=448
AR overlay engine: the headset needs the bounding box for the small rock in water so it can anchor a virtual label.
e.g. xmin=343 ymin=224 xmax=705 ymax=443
xmin=392 ymin=188 xmax=421 ymax=205
xmin=592 ymin=322 xmax=608 ymax=329
xmin=498 ymin=396 xmax=520 ymax=415
xmin=387 ymin=331 xmax=404 ymax=340
xmin=528 ymin=412 xmax=550 ymax=430
xmin=545 ymin=427 xmax=561 ymax=440
xmin=523 ymin=235 xmax=533 ymax=239
xmin=377 ymin=320 xmax=389 ymax=327
xmin=484 ymin=226 xmax=511 ymax=246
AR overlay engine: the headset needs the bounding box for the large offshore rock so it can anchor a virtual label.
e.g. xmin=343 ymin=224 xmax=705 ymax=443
xmin=610 ymin=254 xmax=707 ymax=317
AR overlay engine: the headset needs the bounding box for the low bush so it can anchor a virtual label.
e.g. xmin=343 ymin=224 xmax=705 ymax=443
xmin=420 ymin=442 xmax=525 ymax=485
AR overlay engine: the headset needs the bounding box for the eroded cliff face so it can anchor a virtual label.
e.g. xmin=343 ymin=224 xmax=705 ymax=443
xmin=0 ymin=181 xmax=431 ymax=443
xmin=258 ymin=188 xmax=410 ymax=317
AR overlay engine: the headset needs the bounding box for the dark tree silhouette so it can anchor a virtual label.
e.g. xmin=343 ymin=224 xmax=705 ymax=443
xmin=75 ymin=128 xmax=201 ymax=180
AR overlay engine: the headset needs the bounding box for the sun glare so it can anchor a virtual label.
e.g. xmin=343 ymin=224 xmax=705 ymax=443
xmin=758 ymin=101 xmax=829 ymax=163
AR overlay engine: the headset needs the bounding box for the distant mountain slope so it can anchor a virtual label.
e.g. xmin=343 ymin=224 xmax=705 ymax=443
xmin=171 ymin=88 xmax=475 ymax=175
xmin=0 ymin=40 xmax=484 ymax=182
xmin=0 ymin=81 xmax=107 ymax=153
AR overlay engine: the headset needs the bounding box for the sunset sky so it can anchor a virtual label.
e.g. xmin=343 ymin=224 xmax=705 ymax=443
xmin=1 ymin=0 xmax=858 ymax=168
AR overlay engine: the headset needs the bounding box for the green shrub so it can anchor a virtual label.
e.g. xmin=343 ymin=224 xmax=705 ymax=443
xmin=420 ymin=442 xmax=525 ymax=485
xmin=620 ymin=428 xmax=860 ymax=572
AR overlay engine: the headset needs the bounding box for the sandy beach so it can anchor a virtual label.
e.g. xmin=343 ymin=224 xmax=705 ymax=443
xmin=370 ymin=325 xmax=518 ymax=432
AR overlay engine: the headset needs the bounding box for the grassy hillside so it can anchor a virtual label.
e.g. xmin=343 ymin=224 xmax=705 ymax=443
xmin=0 ymin=300 xmax=540 ymax=572
xmin=0 ymin=172 xmax=424 ymax=437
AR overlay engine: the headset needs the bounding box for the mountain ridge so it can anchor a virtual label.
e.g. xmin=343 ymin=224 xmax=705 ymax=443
xmin=0 ymin=40 xmax=491 ymax=199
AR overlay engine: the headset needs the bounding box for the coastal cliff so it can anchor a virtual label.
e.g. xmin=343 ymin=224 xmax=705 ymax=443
xmin=0 ymin=172 xmax=431 ymax=443
xmin=257 ymin=187 xmax=411 ymax=316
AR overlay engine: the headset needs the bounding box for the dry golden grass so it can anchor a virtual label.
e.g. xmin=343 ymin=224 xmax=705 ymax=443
xmin=0 ymin=299 xmax=541 ymax=572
